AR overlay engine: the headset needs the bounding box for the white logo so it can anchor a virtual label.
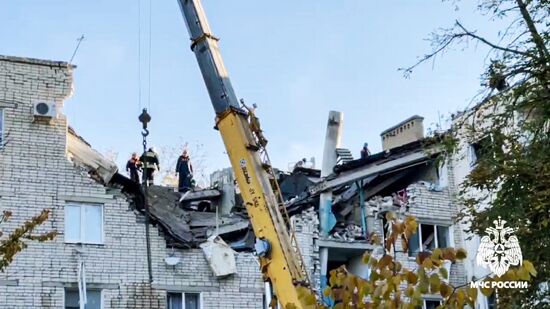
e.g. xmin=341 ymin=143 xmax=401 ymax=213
xmin=476 ymin=216 xmax=522 ymax=277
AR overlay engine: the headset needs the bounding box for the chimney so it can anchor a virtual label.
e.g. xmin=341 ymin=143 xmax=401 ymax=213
xmin=380 ymin=115 xmax=424 ymax=151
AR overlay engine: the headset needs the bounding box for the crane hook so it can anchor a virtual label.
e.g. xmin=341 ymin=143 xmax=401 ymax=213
xmin=138 ymin=108 xmax=151 ymax=137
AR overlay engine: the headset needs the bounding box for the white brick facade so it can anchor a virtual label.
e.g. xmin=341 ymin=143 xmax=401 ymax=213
xmin=0 ymin=56 xmax=264 ymax=309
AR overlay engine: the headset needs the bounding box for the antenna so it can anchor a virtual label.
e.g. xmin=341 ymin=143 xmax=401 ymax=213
xmin=69 ymin=34 xmax=85 ymax=64
xmin=437 ymin=110 xmax=443 ymax=132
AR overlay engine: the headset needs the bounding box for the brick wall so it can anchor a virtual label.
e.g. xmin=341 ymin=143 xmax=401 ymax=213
xmin=289 ymin=180 xmax=469 ymax=297
xmin=292 ymin=208 xmax=320 ymax=292
xmin=0 ymin=56 xmax=264 ymax=309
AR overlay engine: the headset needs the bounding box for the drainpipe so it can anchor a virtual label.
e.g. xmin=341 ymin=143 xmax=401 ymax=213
xmin=319 ymin=111 xmax=343 ymax=298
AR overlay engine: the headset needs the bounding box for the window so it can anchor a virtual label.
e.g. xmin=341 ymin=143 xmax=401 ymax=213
xmin=167 ymin=292 xmax=201 ymax=309
xmin=0 ymin=108 xmax=4 ymax=149
xmin=468 ymin=136 xmax=492 ymax=166
xmin=424 ymin=299 xmax=442 ymax=309
xmin=65 ymin=203 xmax=104 ymax=244
xmin=65 ymin=289 xmax=101 ymax=309
xmin=408 ymin=224 xmax=450 ymax=257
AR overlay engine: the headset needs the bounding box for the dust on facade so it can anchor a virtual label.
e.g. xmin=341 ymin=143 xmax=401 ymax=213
xmin=0 ymin=54 xmax=488 ymax=309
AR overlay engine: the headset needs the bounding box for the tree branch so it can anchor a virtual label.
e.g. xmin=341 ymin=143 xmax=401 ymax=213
xmin=515 ymin=0 xmax=550 ymax=64
xmin=454 ymin=20 xmax=531 ymax=57
xmin=400 ymin=20 xmax=531 ymax=76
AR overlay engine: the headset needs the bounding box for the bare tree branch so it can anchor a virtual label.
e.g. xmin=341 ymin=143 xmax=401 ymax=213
xmin=454 ymin=20 xmax=531 ymax=56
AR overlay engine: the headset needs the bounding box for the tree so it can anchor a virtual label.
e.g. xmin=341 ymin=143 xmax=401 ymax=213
xmin=401 ymin=0 xmax=549 ymax=306
xmin=294 ymin=214 xmax=535 ymax=309
xmin=159 ymin=140 xmax=209 ymax=188
xmin=0 ymin=209 xmax=57 ymax=271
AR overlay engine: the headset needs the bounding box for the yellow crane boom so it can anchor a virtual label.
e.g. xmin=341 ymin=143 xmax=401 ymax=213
xmin=176 ymin=1 xmax=312 ymax=307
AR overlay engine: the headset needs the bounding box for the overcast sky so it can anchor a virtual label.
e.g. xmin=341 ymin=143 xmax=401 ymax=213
xmin=1 ymin=1 xmax=505 ymax=181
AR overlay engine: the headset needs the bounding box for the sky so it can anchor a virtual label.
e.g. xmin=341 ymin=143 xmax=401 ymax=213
xmin=1 ymin=1 xmax=505 ymax=181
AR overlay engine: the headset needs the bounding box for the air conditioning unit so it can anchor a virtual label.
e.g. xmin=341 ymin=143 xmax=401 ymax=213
xmin=33 ymin=101 xmax=57 ymax=118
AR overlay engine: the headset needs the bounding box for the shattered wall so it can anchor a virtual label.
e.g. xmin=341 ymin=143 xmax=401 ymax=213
xmin=0 ymin=56 xmax=264 ymax=309
xmin=292 ymin=208 xmax=321 ymax=292
xmin=371 ymin=180 xmax=468 ymax=287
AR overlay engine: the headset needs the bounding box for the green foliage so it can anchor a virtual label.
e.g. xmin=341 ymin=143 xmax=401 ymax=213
xmin=0 ymin=209 xmax=57 ymax=271
xmin=296 ymin=214 xmax=536 ymax=308
xmin=306 ymin=216 xmax=534 ymax=308
xmin=403 ymin=0 xmax=549 ymax=306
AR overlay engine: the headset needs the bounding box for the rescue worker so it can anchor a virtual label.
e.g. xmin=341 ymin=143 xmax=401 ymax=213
xmin=176 ymin=149 xmax=194 ymax=192
xmin=242 ymin=101 xmax=268 ymax=148
xmin=125 ymin=152 xmax=141 ymax=183
xmin=360 ymin=142 xmax=371 ymax=159
xmin=140 ymin=147 xmax=160 ymax=185
xmin=293 ymin=158 xmax=307 ymax=170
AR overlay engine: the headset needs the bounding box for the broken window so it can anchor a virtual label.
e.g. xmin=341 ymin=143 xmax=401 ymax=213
xmin=167 ymin=292 xmax=201 ymax=309
xmin=0 ymin=108 xmax=4 ymax=149
xmin=65 ymin=203 xmax=104 ymax=244
xmin=408 ymin=224 xmax=450 ymax=257
xmin=468 ymin=136 xmax=492 ymax=166
xmin=65 ymin=289 xmax=101 ymax=309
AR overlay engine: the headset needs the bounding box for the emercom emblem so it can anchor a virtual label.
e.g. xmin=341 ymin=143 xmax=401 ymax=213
xmin=476 ymin=216 xmax=522 ymax=277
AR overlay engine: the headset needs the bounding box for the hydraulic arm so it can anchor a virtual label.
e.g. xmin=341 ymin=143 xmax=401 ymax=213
xmin=176 ymin=0 xmax=310 ymax=307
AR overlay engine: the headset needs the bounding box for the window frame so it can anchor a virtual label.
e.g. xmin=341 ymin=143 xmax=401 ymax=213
xmin=167 ymin=292 xmax=203 ymax=309
xmin=64 ymin=202 xmax=105 ymax=245
xmin=408 ymin=223 xmax=452 ymax=257
xmin=423 ymin=299 xmax=442 ymax=309
xmin=64 ymin=288 xmax=103 ymax=309
xmin=468 ymin=135 xmax=493 ymax=167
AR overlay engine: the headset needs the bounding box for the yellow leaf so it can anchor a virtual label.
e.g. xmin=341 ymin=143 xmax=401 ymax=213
xmin=467 ymin=287 xmax=478 ymax=304
xmin=385 ymin=211 xmax=396 ymax=221
xmin=304 ymin=294 xmax=317 ymax=306
xmin=439 ymin=267 xmax=448 ymax=279
xmin=440 ymin=282 xmax=452 ymax=298
xmin=442 ymin=248 xmax=456 ymax=262
xmin=362 ymin=253 xmax=371 ymax=265
xmin=480 ymin=282 xmax=493 ymax=297
xmin=401 ymin=235 xmax=408 ymax=252
xmin=392 ymin=275 xmax=402 ymax=286
xmin=323 ymin=287 xmax=331 ymax=297
xmin=456 ymin=248 xmax=467 ymax=260
xmin=406 ymin=271 xmax=418 ymax=284
xmin=405 ymin=285 xmax=414 ymax=297
xmin=419 ymin=281 xmax=429 ymax=294
xmin=378 ymin=255 xmax=393 ymax=270
xmin=429 ymin=273 xmax=441 ymax=293
xmin=432 ymin=248 xmax=442 ymax=260
xmin=369 ymin=256 xmax=378 ymax=268
xmin=381 ymin=269 xmax=393 ymax=279
xmin=517 ymin=267 xmax=530 ymax=281
xmin=413 ymin=287 xmax=422 ymax=302
xmin=457 ymin=289 xmax=466 ymax=308
xmin=416 ymin=252 xmax=431 ymax=265
xmin=524 ymin=260 xmax=537 ymax=277
xmin=370 ymin=270 xmax=379 ymax=281
xmin=422 ymin=257 xmax=433 ymax=269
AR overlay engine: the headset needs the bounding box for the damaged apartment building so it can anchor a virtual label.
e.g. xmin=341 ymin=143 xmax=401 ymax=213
xmin=0 ymin=53 xmax=469 ymax=309
xmin=0 ymin=55 xmax=265 ymax=309
xmin=281 ymin=113 xmax=468 ymax=308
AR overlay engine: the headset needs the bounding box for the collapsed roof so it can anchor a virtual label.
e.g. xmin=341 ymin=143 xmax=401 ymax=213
xmin=286 ymin=139 xmax=441 ymax=215
xmin=68 ymin=125 xmax=440 ymax=250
